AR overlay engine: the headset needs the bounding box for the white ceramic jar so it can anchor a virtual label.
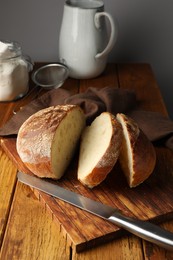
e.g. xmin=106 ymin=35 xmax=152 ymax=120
xmin=0 ymin=40 xmax=33 ymax=102
xmin=59 ymin=0 xmax=118 ymax=79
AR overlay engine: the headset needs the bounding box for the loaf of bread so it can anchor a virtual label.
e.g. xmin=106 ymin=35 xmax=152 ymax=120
xmin=116 ymin=113 xmax=156 ymax=187
xmin=16 ymin=105 xmax=86 ymax=179
xmin=77 ymin=112 xmax=123 ymax=188
xmin=17 ymin=105 xmax=156 ymax=188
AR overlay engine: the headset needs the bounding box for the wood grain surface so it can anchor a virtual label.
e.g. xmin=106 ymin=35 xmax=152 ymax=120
xmin=1 ymin=63 xmax=173 ymax=256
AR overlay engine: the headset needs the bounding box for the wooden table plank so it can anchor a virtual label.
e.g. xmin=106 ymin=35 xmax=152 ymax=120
xmin=79 ymin=63 xmax=118 ymax=91
xmin=142 ymin=221 xmax=173 ymax=259
xmin=72 ymin=234 xmax=144 ymax=260
xmin=0 ymin=182 xmax=70 ymax=260
xmin=0 ymin=147 xmax=17 ymax=248
xmin=117 ymin=63 xmax=168 ymax=115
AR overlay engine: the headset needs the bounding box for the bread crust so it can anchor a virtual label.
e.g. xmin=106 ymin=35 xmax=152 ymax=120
xmin=117 ymin=113 xmax=156 ymax=187
xmin=78 ymin=113 xmax=123 ymax=188
xmin=17 ymin=105 xmax=85 ymax=179
xmin=132 ymin=130 xmax=156 ymax=186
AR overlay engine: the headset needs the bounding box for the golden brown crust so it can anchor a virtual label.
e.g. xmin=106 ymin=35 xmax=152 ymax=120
xmin=17 ymin=105 xmax=85 ymax=179
xmin=79 ymin=166 xmax=114 ymax=188
xmin=131 ymin=130 xmax=156 ymax=187
xmin=117 ymin=113 xmax=156 ymax=188
xmin=78 ymin=113 xmax=123 ymax=188
xmin=24 ymin=161 xmax=54 ymax=179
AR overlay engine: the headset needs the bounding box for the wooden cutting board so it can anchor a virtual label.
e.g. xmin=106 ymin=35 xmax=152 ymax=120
xmin=1 ymin=64 xmax=173 ymax=252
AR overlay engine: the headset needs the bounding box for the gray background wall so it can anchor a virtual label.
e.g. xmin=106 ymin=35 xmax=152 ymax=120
xmin=0 ymin=0 xmax=173 ymax=118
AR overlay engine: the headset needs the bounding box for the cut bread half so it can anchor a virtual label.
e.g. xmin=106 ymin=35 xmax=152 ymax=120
xmin=77 ymin=112 xmax=123 ymax=188
xmin=116 ymin=113 xmax=156 ymax=187
xmin=17 ymin=105 xmax=86 ymax=179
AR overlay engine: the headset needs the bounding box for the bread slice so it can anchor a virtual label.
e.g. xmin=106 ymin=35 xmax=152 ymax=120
xmin=116 ymin=113 xmax=156 ymax=187
xmin=17 ymin=105 xmax=86 ymax=179
xmin=77 ymin=112 xmax=123 ymax=188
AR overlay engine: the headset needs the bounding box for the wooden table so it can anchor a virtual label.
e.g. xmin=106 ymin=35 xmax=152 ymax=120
xmin=0 ymin=63 xmax=173 ymax=259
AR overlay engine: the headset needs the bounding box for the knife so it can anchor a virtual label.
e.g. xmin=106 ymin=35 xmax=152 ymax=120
xmin=17 ymin=171 xmax=173 ymax=250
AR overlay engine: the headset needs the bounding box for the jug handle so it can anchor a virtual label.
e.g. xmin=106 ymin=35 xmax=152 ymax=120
xmin=94 ymin=12 xmax=118 ymax=59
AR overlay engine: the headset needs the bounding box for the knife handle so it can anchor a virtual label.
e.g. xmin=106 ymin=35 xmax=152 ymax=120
xmin=108 ymin=212 xmax=173 ymax=250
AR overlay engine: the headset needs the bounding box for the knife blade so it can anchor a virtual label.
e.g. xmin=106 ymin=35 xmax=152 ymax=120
xmin=17 ymin=171 xmax=173 ymax=250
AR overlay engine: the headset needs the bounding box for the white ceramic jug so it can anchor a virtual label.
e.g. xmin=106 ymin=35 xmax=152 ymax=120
xmin=59 ymin=0 xmax=118 ymax=79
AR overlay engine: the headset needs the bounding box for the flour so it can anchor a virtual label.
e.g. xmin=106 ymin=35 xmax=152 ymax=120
xmin=0 ymin=41 xmax=13 ymax=58
xmin=0 ymin=41 xmax=30 ymax=101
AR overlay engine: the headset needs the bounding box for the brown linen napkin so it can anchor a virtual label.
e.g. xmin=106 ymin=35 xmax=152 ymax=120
xmin=127 ymin=110 xmax=173 ymax=150
xmin=0 ymin=88 xmax=71 ymax=136
xmin=1 ymin=86 xmax=173 ymax=151
xmin=65 ymin=87 xmax=137 ymax=123
xmin=0 ymin=86 xmax=136 ymax=136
